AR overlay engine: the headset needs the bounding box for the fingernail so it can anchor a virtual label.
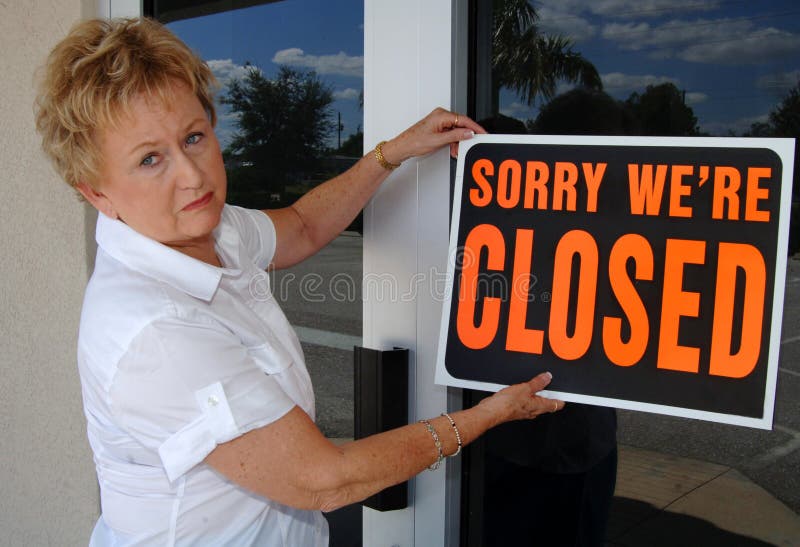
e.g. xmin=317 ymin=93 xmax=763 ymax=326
xmin=544 ymin=371 xmax=552 ymax=380
xmin=464 ymin=130 xmax=475 ymax=138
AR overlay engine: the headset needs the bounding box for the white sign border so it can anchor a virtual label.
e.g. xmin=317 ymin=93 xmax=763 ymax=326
xmin=435 ymin=134 xmax=795 ymax=430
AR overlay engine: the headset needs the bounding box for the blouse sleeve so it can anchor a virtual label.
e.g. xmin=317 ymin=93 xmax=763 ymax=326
xmin=223 ymin=205 xmax=277 ymax=270
xmin=109 ymin=314 xmax=295 ymax=483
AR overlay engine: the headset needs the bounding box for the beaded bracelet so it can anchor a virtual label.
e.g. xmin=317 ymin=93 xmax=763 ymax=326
xmin=441 ymin=412 xmax=462 ymax=457
xmin=419 ymin=419 xmax=444 ymax=470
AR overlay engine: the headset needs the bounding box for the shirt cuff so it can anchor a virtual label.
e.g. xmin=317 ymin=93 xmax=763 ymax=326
xmin=158 ymin=379 xmax=294 ymax=482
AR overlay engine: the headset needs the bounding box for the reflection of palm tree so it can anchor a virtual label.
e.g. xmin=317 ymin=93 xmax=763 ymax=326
xmin=492 ymin=0 xmax=601 ymax=106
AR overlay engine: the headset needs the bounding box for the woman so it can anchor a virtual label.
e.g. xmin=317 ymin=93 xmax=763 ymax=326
xmin=35 ymin=17 xmax=563 ymax=546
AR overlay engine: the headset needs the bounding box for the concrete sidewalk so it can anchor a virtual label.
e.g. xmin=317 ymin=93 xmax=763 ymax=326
xmin=607 ymin=444 xmax=800 ymax=547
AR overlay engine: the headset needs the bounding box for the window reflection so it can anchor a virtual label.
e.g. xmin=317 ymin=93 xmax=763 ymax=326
xmin=473 ymin=0 xmax=799 ymax=252
xmin=478 ymin=0 xmax=799 ymax=135
xmin=465 ymin=3 xmax=799 ymax=543
xmin=149 ymin=0 xmax=365 ymax=440
xmin=156 ymin=1 xmax=364 ymax=217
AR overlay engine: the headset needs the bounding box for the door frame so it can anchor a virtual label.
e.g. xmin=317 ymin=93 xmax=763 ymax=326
xmin=363 ymin=1 xmax=467 ymax=545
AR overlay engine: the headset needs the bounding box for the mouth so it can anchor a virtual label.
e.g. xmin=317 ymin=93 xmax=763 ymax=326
xmin=182 ymin=191 xmax=214 ymax=212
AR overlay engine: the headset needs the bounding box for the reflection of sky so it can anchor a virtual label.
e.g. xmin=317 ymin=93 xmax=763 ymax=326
xmin=167 ymin=0 xmax=799 ymax=142
xmin=500 ymin=0 xmax=800 ymax=135
xmin=166 ymin=0 xmax=364 ymax=150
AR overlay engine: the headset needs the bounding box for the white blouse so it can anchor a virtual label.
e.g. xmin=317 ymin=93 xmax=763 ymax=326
xmin=79 ymin=205 xmax=328 ymax=546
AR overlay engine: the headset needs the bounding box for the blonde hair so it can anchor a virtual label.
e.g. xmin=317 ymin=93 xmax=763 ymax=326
xmin=35 ymin=17 xmax=217 ymax=189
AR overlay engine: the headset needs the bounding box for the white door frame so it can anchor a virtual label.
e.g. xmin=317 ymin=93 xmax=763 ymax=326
xmin=363 ymin=1 xmax=467 ymax=545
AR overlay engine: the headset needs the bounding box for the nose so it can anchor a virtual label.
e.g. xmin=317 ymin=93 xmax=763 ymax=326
xmin=175 ymin=148 xmax=204 ymax=190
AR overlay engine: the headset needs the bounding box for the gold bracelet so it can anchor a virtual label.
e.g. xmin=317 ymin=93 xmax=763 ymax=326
xmin=441 ymin=413 xmax=462 ymax=457
xmin=374 ymin=140 xmax=401 ymax=171
xmin=419 ymin=419 xmax=444 ymax=470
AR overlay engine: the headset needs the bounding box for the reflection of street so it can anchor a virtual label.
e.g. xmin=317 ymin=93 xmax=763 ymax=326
xmin=273 ymin=234 xmax=362 ymax=438
xmin=273 ymin=233 xmax=362 ymax=336
xmin=278 ymin=235 xmax=800 ymax=512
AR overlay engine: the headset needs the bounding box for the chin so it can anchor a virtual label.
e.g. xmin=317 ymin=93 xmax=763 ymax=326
xmin=174 ymin=209 xmax=218 ymax=239
xmin=194 ymin=206 xmax=223 ymax=236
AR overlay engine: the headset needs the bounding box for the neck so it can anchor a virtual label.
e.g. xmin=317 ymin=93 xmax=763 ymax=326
xmin=168 ymin=237 xmax=221 ymax=267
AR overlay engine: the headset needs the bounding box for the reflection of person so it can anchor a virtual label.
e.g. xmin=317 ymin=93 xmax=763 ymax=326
xmin=35 ymin=17 xmax=565 ymax=546
xmin=480 ymin=89 xmax=635 ymax=547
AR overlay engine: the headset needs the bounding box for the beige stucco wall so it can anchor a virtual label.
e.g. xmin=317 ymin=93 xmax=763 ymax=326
xmin=0 ymin=1 xmax=101 ymax=544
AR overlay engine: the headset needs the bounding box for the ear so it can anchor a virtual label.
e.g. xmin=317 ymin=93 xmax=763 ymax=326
xmin=76 ymin=181 xmax=118 ymax=220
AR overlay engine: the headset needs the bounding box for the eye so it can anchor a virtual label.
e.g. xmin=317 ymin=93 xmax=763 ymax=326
xmin=186 ymin=132 xmax=204 ymax=146
xmin=140 ymin=154 xmax=159 ymax=167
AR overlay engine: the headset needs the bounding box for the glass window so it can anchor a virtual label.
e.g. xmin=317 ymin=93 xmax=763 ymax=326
xmin=471 ymin=0 xmax=800 ymax=140
xmin=462 ymin=2 xmax=799 ymax=544
xmin=148 ymin=2 xmax=366 ymax=538
xmin=147 ymin=0 xmax=365 ymax=442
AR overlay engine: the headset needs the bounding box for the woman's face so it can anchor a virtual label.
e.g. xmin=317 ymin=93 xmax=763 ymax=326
xmin=78 ymin=82 xmax=227 ymax=255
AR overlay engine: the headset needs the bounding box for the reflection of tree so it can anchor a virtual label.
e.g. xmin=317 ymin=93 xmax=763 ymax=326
xmin=745 ymin=121 xmax=773 ymax=138
xmin=625 ymin=83 xmax=699 ymax=136
xmin=529 ymin=82 xmax=697 ymax=137
xmin=769 ymin=81 xmax=800 ymax=203
xmin=337 ymin=130 xmax=363 ymax=158
xmin=222 ymin=65 xmax=333 ymax=207
xmin=492 ymin=0 xmax=601 ymax=107
xmin=534 ymin=88 xmax=637 ymax=136
xmin=767 ymin=81 xmax=800 ymax=254
xmin=769 ymin=81 xmax=800 ymax=142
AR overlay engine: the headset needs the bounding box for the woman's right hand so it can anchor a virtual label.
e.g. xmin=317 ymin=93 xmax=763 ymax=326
xmin=476 ymin=372 xmax=564 ymax=427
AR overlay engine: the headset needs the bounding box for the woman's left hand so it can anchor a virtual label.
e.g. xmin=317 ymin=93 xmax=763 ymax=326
xmin=380 ymin=107 xmax=486 ymax=165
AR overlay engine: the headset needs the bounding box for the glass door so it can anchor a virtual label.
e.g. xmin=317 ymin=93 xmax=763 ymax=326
xmin=131 ymin=2 xmax=465 ymax=544
xmin=145 ymin=2 xmax=365 ymax=544
xmin=462 ymin=1 xmax=799 ymax=545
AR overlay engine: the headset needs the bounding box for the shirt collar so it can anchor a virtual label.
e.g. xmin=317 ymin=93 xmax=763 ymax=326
xmin=95 ymin=209 xmax=241 ymax=302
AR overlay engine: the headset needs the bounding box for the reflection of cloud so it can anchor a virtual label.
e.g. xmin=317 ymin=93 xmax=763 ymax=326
xmin=684 ymin=92 xmax=708 ymax=105
xmin=214 ymin=111 xmax=241 ymax=149
xmin=218 ymin=111 xmax=241 ymax=123
xmin=539 ymin=0 xmax=719 ymax=18
xmin=599 ymin=73 xmax=707 ymax=103
xmin=499 ymin=102 xmax=535 ymax=119
xmin=334 ymin=88 xmax=360 ymax=101
xmin=602 ymin=19 xmax=800 ymax=64
xmin=536 ymin=0 xmax=719 ymax=41
xmin=214 ymin=126 xmax=236 ymax=149
xmin=204 ymin=63 xmax=250 ymax=148
xmin=682 ymin=28 xmax=800 ymax=64
xmin=537 ymin=6 xmax=596 ymax=42
xmin=602 ymin=22 xmax=651 ymax=44
xmin=207 ymin=59 xmax=254 ymax=84
xmin=601 ymin=72 xmax=677 ymax=92
xmin=703 ymin=114 xmax=769 ymax=136
xmin=757 ymin=70 xmax=800 ymax=95
xmin=272 ymin=48 xmax=363 ymax=77
xmin=554 ymin=81 xmax=578 ymax=96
